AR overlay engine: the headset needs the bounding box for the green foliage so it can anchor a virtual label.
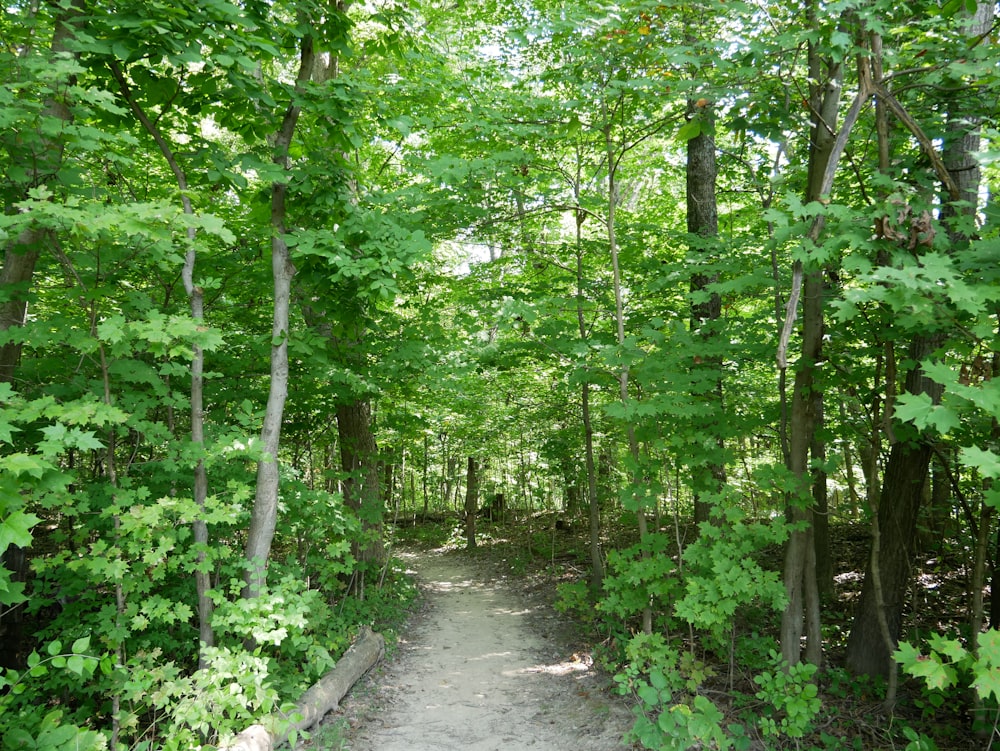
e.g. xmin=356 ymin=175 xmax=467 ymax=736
xmin=752 ymin=653 xmax=822 ymax=739
xmin=616 ymin=635 xmax=823 ymax=750
xmin=3 ymin=0 xmax=999 ymax=749
xmin=673 ymin=504 xmax=788 ymax=644
xmin=554 ymin=580 xmax=593 ymax=621
xmin=136 ymin=646 xmax=293 ymax=751
xmin=896 ymin=629 xmax=1000 ymax=704
xmin=600 ymin=533 xmax=680 ymax=629
xmin=614 ymin=633 xmax=741 ymax=751
xmin=0 ymin=636 xmax=107 ymax=751
xmin=0 ymin=709 xmax=107 ymax=751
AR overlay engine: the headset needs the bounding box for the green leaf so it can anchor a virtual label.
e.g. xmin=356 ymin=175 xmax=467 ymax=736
xmin=0 ymin=509 xmax=41 ymax=549
xmin=2 ymin=453 xmax=49 ymax=478
xmin=66 ymin=655 xmax=87 ymax=676
xmin=893 ymin=393 xmax=960 ymax=434
xmin=960 ymin=447 xmax=1000 ymax=480
xmin=675 ymin=118 xmax=702 ymax=142
xmin=928 ymin=634 xmax=967 ymax=664
xmin=972 ymin=669 xmax=1000 ymax=702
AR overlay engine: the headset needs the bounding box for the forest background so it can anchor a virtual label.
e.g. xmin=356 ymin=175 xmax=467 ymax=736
xmin=1 ymin=0 xmax=1000 ymax=749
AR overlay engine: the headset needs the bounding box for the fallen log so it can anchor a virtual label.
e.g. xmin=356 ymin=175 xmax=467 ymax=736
xmin=221 ymin=626 xmax=385 ymax=751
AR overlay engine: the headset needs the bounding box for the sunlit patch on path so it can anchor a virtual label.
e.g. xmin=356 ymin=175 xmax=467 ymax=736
xmin=338 ymin=551 xmax=633 ymax=751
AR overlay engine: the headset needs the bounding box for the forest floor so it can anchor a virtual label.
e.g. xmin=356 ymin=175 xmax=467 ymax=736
xmin=324 ymin=546 xmax=636 ymax=750
xmin=303 ymin=514 xmax=987 ymax=750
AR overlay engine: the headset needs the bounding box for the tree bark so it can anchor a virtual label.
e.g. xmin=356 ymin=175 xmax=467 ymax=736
xmin=845 ymin=336 xmax=942 ymax=678
xmin=464 ymin=457 xmax=479 ymax=550
xmin=812 ymin=390 xmax=832 ymax=598
xmin=686 ymin=98 xmax=726 ymax=527
xmin=570 ymin=167 xmax=605 ymax=594
xmin=779 ymin=24 xmax=842 ymax=667
xmin=845 ymin=2 xmax=992 ymax=679
xmin=337 ymin=399 xmax=385 ymax=578
xmin=108 ymin=56 xmax=215 ymax=662
xmin=0 ymin=0 xmax=82 ymax=382
xmin=244 ymin=31 xmax=314 ymax=600
xmin=603 ymin=109 xmax=652 ymax=634
xmin=0 ymin=0 xmax=84 ymax=671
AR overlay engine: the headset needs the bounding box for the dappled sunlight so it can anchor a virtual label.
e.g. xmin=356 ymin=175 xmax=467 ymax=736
xmin=517 ymin=652 xmax=595 ymax=678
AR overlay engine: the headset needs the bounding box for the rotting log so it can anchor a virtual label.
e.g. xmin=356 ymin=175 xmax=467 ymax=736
xmin=221 ymin=626 xmax=385 ymax=751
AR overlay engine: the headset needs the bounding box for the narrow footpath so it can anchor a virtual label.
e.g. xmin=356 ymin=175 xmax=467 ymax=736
xmin=336 ymin=550 xmax=634 ymax=750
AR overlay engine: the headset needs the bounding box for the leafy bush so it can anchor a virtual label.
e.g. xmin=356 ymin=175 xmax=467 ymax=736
xmin=895 ymin=629 xmax=1000 ymax=739
xmin=752 ymin=652 xmax=822 ymax=739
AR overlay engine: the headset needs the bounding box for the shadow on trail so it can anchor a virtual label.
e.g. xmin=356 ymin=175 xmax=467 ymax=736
xmin=337 ymin=548 xmax=633 ymax=751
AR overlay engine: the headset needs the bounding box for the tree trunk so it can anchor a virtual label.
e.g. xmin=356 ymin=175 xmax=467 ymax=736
xmin=244 ymin=32 xmax=314 ymax=601
xmin=337 ymin=399 xmax=385 ymax=576
xmin=108 ymin=56 xmax=215 ymax=662
xmin=845 ymin=336 xmax=942 ymax=678
xmin=780 ymin=270 xmax=824 ymax=667
xmin=464 ymin=457 xmax=479 ymax=550
xmin=0 ymin=238 xmax=42 ymax=384
xmin=686 ymin=98 xmax=726 ymax=527
xmin=779 ymin=25 xmax=842 ymax=666
xmin=0 ymin=0 xmax=83 ymax=670
xmin=812 ymin=390 xmax=832 ymax=599
xmin=582 ymin=381 xmax=604 ymax=595
xmin=423 ymin=433 xmax=430 ymax=515
xmin=603 ymin=114 xmax=651 ymax=634
xmin=846 ymin=2 xmax=992 ymax=679
xmin=0 ymin=0 xmax=83 ymax=380
xmin=572 ymin=178 xmax=605 ymax=594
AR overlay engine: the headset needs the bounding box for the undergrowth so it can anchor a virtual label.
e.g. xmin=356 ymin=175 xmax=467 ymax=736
xmin=441 ymin=511 xmax=992 ymax=751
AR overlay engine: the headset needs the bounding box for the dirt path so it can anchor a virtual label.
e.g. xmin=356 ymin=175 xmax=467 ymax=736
xmin=336 ymin=550 xmax=635 ymax=750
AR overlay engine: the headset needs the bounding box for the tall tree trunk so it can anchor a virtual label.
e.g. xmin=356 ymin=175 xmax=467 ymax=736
xmin=464 ymin=457 xmax=479 ymax=550
xmin=0 ymin=0 xmax=82 ymax=380
xmin=845 ymin=342 xmax=941 ymax=677
xmin=845 ymin=2 xmax=993 ymax=679
xmin=779 ymin=19 xmax=843 ymax=666
xmin=422 ymin=433 xmax=430 ymax=515
xmin=337 ymin=399 xmax=385 ymax=583
xmin=0 ymin=0 xmax=83 ymax=671
xmin=780 ymin=271 xmax=825 ymax=667
xmin=108 ymin=57 xmax=215 ymax=663
xmin=686 ymin=98 xmax=726 ymax=526
xmin=812 ymin=390 xmax=832 ymax=598
xmin=571 ymin=159 xmax=605 ymax=594
xmin=603 ymin=115 xmax=651 ymax=634
xmin=244 ymin=31 xmax=315 ymax=600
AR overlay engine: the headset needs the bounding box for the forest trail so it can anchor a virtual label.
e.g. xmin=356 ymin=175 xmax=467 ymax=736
xmin=335 ymin=550 xmax=634 ymax=750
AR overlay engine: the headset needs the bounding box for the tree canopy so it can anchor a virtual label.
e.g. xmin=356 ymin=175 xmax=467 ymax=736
xmin=2 ymin=0 xmax=1000 ymax=748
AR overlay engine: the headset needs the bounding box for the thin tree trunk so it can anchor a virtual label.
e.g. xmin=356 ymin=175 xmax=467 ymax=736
xmin=567 ymin=155 xmax=606 ymax=594
xmin=108 ymin=57 xmax=214 ymax=662
xmin=423 ymin=433 xmax=429 ymax=515
xmin=779 ymin=23 xmax=842 ymax=666
xmin=603 ymin=115 xmax=651 ymax=635
xmin=464 ymin=457 xmax=479 ymax=550
xmin=244 ymin=30 xmax=315 ymax=600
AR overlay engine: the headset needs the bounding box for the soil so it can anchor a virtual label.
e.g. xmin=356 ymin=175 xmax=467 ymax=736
xmin=332 ymin=548 xmax=636 ymax=750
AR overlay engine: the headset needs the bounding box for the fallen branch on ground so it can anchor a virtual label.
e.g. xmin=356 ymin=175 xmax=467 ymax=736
xmin=221 ymin=626 xmax=385 ymax=751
